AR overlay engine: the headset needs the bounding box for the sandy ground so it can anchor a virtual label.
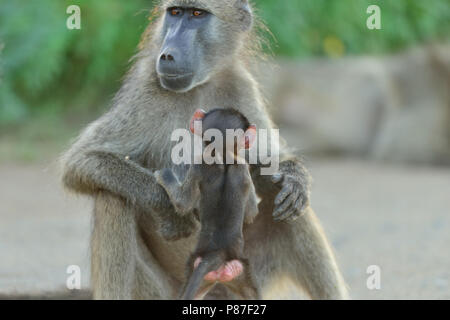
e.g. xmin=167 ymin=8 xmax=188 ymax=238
xmin=0 ymin=159 xmax=449 ymax=299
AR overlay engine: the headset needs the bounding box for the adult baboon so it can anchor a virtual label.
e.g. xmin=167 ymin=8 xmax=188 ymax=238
xmin=61 ymin=0 xmax=348 ymax=299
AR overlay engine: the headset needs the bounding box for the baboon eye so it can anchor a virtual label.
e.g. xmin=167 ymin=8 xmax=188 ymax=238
xmin=192 ymin=9 xmax=205 ymax=17
xmin=169 ymin=7 xmax=183 ymax=16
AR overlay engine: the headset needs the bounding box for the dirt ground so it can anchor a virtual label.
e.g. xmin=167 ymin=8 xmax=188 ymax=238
xmin=1 ymin=158 xmax=449 ymax=299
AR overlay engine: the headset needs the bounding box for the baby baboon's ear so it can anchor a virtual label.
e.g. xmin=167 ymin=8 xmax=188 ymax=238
xmin=190 ymin=109 xmax=206 ymax=134
xmin=244 ymin=124 xmax=257 ymax=149
xmin=234 ymin=0 xmax=253 ymax=31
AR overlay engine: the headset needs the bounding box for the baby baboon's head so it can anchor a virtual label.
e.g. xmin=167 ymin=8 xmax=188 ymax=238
xmin=190 ymin=108 xmax=256 ymax=162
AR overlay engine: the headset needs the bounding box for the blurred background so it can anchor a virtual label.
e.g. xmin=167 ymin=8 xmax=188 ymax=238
xmin=0 ymin=0 xmax=449 ymax=299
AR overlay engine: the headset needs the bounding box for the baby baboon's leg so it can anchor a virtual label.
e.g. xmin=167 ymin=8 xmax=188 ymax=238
xmin=91 ymin=192 xmax=173 ymax=299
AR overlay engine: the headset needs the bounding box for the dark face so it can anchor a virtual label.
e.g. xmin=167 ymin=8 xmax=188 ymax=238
xmin=155 ymin=2 xmax=253 ymax=93
xmin=156 ymin=7 xmax=214 ymax=92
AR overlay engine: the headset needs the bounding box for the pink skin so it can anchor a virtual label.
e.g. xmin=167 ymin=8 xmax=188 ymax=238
xmin=194 ymin=257 xmax=243 ymax=282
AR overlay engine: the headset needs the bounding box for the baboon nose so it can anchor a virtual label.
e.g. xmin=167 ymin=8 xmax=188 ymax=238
xmin=160 ymin=53 xmax=175 ymax=62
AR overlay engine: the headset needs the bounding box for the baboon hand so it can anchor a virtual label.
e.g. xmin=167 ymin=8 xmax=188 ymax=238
xmin=271 ymin=172 xmax=309 ymax=221
xmin=154 ymin=168 xmax=194 ymax=215
xmin=158 ymin=213 xmax=198 ymax=241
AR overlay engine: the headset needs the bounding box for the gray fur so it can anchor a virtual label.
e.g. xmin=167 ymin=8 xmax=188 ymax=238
xmin=61 ymin=0 xmax=348 ymax=300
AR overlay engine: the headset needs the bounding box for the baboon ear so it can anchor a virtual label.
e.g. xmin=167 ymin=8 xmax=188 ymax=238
xmin=244 ymin=124 xmax=257 ymax=149
xmin=234 ymin=0 xmax=253 ymax=31
xmin=190 ymin=109 xmax=206 ymax=134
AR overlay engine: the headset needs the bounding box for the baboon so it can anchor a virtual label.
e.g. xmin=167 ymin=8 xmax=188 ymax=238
xmin=155 ymin=108 xmax=261 ymax=300
xmin=61 ymin=0 xmax=349 ymax=299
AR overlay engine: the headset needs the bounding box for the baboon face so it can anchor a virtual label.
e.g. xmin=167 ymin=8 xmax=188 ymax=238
xmin=156 ymin=0 xmax=253 ymax=92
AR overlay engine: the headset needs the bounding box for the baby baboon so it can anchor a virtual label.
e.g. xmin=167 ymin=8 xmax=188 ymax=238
xmin=155 ymin=108 xmax=260 ymax=299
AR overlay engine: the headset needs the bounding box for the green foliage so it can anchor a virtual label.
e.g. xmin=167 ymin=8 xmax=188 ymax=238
xmin=0 ymin=0 xmax=153 ymax=125
xmin=257 ymin=0 xmax=450 ymax=57
xmin=0 ymin=0 xmax=449 ymax=125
